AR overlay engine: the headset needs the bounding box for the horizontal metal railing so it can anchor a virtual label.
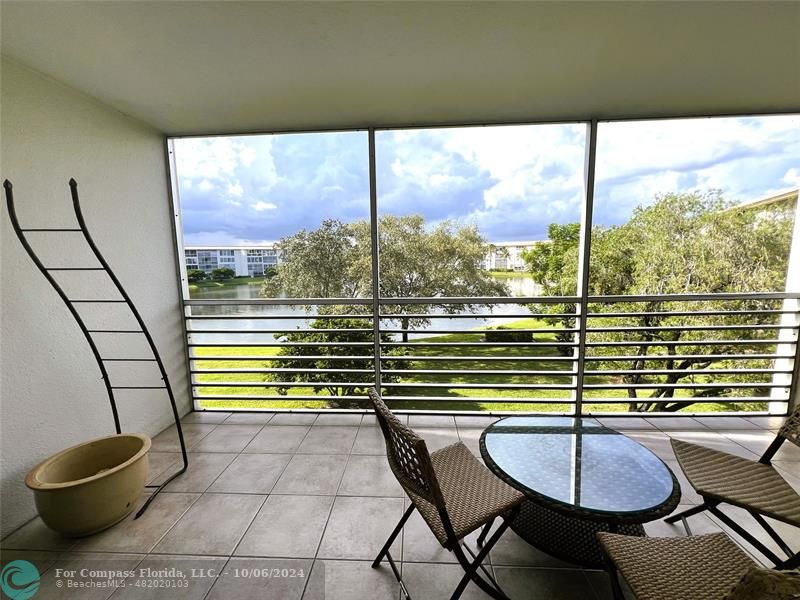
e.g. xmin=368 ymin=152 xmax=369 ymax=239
xmin=184 ymin=293 xmax=800 ymax=415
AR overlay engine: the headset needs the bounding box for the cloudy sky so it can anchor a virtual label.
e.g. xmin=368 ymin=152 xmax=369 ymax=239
xmin=174 ymin=114 xmax=798 ymax=245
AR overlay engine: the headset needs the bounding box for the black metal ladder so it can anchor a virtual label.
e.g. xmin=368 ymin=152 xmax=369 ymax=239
xmin=3 ymin=178 xmax=188 ymax=519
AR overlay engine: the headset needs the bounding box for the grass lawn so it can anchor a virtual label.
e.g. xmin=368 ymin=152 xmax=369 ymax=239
xmin=193 ymin=317 xmax=765 ymax=413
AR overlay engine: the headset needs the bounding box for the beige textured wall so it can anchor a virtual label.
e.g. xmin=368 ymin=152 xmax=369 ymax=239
xmin=0 ymin=58 xmax=190 ymax=537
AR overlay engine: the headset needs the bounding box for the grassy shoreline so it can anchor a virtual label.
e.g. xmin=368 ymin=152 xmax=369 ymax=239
xmin=191 ymin=272 xmax=522 ymax=291
xmin=188 ymin=277 xmax=265 ymax=291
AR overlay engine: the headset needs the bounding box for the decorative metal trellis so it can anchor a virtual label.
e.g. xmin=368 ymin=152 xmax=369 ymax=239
xmin=4 ymin=178 xmax=188 ymax=518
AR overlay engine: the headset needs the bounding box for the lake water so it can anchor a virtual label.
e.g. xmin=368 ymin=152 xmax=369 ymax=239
xmin=188 ymin=275 xmax=542 ymax=343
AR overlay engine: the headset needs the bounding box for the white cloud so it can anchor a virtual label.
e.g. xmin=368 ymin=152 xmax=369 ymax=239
xmin=596 ymin=115 xmax=799 ymax=185
xmin=592 ymin=114 xmax=800 ymax=223
xmin=783 ymin=167 xmax=800 ymax=189
xmin=174 ymin=136 xmax=279 ymax=189
xmin=176 ymin=115 xmax=798 ymax=245
xmin=382 ymin=124 xmax=586 ymax=234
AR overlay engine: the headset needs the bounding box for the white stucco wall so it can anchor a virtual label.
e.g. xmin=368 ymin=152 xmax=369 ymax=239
xmin=0 ymin=58 xmax=190 ymax=537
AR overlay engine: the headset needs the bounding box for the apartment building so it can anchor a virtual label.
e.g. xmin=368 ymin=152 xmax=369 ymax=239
xmin=184 ymin=245 xmax=281 ymax=277
xmin=483 ymin=241 xmax=543 ymax=271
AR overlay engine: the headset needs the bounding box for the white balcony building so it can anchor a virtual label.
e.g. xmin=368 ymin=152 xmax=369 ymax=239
xmin=184 ymin=245 xmax=281 ymax=277
xmin=484 ymin=241 xmax=543 ymax=271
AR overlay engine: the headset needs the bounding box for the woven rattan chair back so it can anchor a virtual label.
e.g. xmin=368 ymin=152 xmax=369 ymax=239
xmin=368 ymin=388 xmax=446 ymax=509
xmin=778 ymin=408 xmax=800 ymax=447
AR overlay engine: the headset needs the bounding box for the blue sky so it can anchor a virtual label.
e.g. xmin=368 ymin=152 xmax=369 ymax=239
xmin=174 ymin=115 xmax=798 ymax=245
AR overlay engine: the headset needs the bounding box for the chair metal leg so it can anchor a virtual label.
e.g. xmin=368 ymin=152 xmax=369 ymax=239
xmin=749 ymin=511 xmax=794 ymax=558
xmin=665 ymin=501 xmax=715 ymax=536
xmin=449 ymin=511 xmax=516 ymax=600
xmin=707 ymin=505 xmax=784 ymax=566
xmin=372 ymin=504 xmax=416 ymax=599
xmin=374 ymin=504 xmax=519 ymax=600
xmin=477 ymin=518 xmax=495 ymax=546
xmin=461 ymin=540 xmax=503 ymax=594
xmin=373 ymin=504 xmax=415 ymax=568
xmin=664 ymin=502 xmax=708 ymax=526
xmin=667 ymin=496 xmax=797 ymax=565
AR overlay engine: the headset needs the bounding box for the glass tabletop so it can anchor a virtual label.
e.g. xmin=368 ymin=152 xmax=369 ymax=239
xmin=480 ymin=417 xmax=678 ymax=517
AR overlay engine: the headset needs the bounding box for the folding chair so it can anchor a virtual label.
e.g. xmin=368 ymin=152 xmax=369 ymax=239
xmin=368 ymin=388 xmax=525 ymax=600
xmin=665 ymin=410 xmax=800 ymax=568
xmin=599 ymin=531 xmax=800 ymax=600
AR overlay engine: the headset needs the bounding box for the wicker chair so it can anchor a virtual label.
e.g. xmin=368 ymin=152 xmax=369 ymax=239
xmin=598 ymin=531 xmax=759 ymax=600
xmin=368 ymin=388 xmax=525 ymax=600
xmin=665 ymin=411 xmax=800 ymax=568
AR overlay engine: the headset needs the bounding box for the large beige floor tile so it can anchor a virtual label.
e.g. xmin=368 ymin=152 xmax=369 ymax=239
xmin=317 ymin=496 xmax=404 ymax=560
xmin=243 ymin=425 xmax=310 ymax=453
xmin=303 ymin=559 xmax=399 ymax=600
xmin=338 ymin=455 xmax=403 ymax=497
xmin=236 ymin=495 xmax=333 ymax=558
xmin=272 ymin=454 xmax=348 ymax=495
xmin=73 ymin=493 xmax=199 ymax=553
xmin=205 ymin=557 xmax=310 ymax=600
xmin=151 ymin=424 xmax=216 ymax=452
xmin=109 ymin=555 xmax=226 ymax=600
xmin=153 ymin=493 xmax=264 ymax=556
xmin=164 ymin=453 xmax=237 ymax=493
xmin=36 ymin=552 xmax=144 ymax=600
xmin=207 ymin=453 xmax=291 ymax=494
xmin=190 ymin=425 xmax=262 ymax=453
xmin=1 ymin=518 xmax=76 ymax=551
xmin=296 ymin=426 xmax=358 ymax=455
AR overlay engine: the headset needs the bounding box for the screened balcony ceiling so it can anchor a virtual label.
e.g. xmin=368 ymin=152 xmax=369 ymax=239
xmin=1 ymin=1 xmax=798 ymax=135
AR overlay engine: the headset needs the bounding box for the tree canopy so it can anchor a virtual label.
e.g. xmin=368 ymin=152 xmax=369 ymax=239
xmin=262 ymin=219 xmax=362 ymax=299
xmin=524 ymin=191 xmax=795 ymax=411
xmin=262 ymin=214 xmax=509 ymax=404
xmin=266 ymin=317 xmax=400 ymax=406
xmin=263 ymin=214 xmax=508 ymax=340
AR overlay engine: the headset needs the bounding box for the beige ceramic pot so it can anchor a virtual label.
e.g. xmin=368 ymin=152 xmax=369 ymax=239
xmin=25 ymin=433 xmax=151 ymax=537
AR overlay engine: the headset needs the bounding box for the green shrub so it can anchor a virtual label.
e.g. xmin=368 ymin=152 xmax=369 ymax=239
xmin=211 ymin=267 xmax=236 ymax=280
xmin=187 ymin=269 xmax=207 ymax=282
xmin=483 ymin=326 xmax=533 ymax=343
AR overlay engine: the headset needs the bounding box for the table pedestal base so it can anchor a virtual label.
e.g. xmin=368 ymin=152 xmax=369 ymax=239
xmin=511 ymin=500 xmax=645 ymax=568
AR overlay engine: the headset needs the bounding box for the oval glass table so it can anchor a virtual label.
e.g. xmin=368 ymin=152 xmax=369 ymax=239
xmin=480 ymin=416 xmax=680 ymax=567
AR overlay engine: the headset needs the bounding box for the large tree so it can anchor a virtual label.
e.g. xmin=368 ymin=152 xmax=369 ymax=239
xmin=524 ymin=191 xmax=794 ymax=411
xmin=262 ymin=219 xmax=364 ymax=299
xmin=266 ymin=318 xmax=400 ymax=406
xmin=354 ymin=215 xmax=508 ymax=341
xmin=261 ymin=214 xmax=508 ymax=407
xmin=264 ymin=214 xmax=509 ymax=341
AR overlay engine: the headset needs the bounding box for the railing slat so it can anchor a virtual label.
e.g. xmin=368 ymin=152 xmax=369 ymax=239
xmin=184 ymin=294 xmax=798 ymax=416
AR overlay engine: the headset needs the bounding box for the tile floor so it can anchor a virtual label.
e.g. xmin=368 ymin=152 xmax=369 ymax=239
xmin=2 ymin=413 xmax=798 ymax=599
